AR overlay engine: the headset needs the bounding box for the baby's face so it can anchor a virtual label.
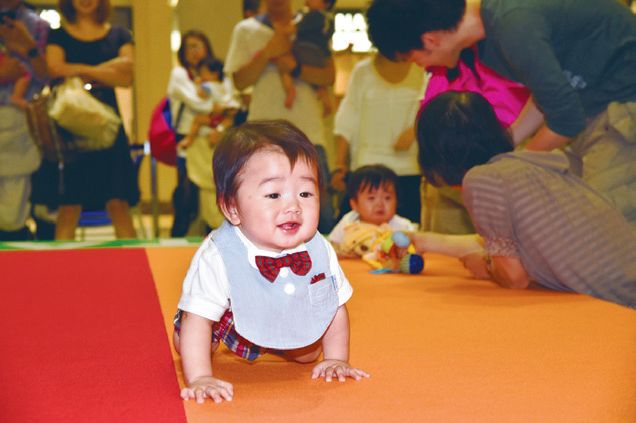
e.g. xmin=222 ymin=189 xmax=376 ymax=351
xmin=198 ymin=68 xmax=219 ymax=82
xmin=225 ymin=147 xmax=320 ymax=252
xmin=350 ymin=182 xmax=397 ymax=226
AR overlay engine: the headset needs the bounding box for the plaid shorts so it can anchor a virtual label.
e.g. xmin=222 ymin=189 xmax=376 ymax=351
xmin=173 ymin=309 xmax=267 ymax=361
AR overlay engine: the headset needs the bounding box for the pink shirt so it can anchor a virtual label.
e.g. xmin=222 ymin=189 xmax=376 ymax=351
xmin=422 ymin=52 xmax=530 ymax=128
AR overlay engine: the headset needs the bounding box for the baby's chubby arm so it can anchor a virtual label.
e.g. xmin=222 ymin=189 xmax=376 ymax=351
xmin=178 ymin=312 xmax=233 ymax=403
xmin=312 ymin=305 xmax=370 ymax=382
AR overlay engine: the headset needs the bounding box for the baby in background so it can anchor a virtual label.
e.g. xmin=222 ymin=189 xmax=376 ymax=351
xmin=277 ymin=0 xmax=335 ymax=113
xmin=180 ymin=57 xmax=238 ymax=149
xmin=329 ymin=164 xmax=418 ymax=257
xmin=173 ymin=120 xmax=369 ymax=404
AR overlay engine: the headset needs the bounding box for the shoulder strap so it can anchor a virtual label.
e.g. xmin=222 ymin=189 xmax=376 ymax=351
xmin=173 ymin=101 xmax=186 ymax=129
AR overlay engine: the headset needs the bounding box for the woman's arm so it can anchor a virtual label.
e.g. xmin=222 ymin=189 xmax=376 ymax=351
xmin=393 ymin=126 xmax=415 ymax=151
xmin=46 ymin=42 xmax=134 ymax=87
xmin=46 ymin=43 xmax=89 ymax=78
xmin=409 ymin=231 xmax=484 ymax=258
xmin=510 ymin=97 xmax=544 ymax=146
xmin=232 ymin=31 xmax=291 ymax=90
xmin=168 ymin=67 xmax=214 ymax=114
xmin=489 ymin=256 xmax=531 ymax=289
xmin=524 ymin=124 xmax=571 ymax=152
xmin=80 ymin=43 xmax=134 ymax=87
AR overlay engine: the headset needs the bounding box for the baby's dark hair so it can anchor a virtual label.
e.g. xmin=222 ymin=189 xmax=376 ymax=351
xmin=213 ymin=120 xmax=323 ymax=209
xmin=325 ymin=0 xmax=337 ymax=11
xmin=198 ymin=56 xmax=225 ymax=81
xmin=416 ymin=91 xmax=513 ymax=187
xmin=346 ymin=164 xmax=399 ymax=200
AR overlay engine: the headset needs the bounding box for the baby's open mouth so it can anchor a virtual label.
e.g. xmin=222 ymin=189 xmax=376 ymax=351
xmin=279 ymin=222 xmax=300 ymax=231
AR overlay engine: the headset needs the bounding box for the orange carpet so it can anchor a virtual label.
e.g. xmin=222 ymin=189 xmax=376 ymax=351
xmin=146 ymin=247 xmax=636 ymax=423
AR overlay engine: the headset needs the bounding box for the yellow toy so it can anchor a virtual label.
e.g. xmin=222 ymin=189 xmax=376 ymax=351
xmin=339 ymin=222 xmax=392 ymax=257
xmin=362 ymin=231 xmax=425 ymax=274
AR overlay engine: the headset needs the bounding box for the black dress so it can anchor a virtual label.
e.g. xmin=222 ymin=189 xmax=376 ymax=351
xmin=32 ymin=26 xmax=139 ymax=210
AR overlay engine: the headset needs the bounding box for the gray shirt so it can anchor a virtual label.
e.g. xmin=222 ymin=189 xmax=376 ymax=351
xmin=462 ymin=151 xmax=636 ymax=308
xmin=480 ymin=0 xmax=636 ymax=137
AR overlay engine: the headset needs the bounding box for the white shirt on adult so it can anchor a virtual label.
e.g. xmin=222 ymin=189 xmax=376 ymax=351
xmin=334 ymin=57 xmax=426 ymax=175
xmin=224 ymin=17 xmax=326 ymax=146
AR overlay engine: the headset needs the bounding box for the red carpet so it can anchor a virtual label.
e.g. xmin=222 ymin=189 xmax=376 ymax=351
xmin=0 ymin=249 xmax=186 ymax=423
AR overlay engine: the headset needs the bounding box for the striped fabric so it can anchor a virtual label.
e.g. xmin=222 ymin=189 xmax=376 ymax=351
xmin=462 ymin=151 xmax=636 ymax=308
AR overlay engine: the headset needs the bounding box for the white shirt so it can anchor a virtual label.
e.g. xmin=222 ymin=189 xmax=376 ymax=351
xmin=334 ymin=57 xmax=427 ymax=175
xmin=328 ymin=210 xmax=418 ymax=244
xmin=224 ymin=17 xmax=326 ymax=146
xmin=178 ymin=225 xmax=353 ymax=322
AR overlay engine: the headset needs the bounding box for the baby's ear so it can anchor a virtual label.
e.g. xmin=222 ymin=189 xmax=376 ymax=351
xmin=349 ymin=197 xmax=359 ymax=213
xmin=219 ymin=198 xmax=240 ymax=225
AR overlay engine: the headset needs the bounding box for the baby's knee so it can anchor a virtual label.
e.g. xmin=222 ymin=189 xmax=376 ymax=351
xmin=288 ymin=342 xmax=322 ymax=363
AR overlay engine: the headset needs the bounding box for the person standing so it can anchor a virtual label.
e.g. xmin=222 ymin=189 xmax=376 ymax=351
xmin=224 ymin=0 xmax=337 ymax=233
xmin=166 ymin=30 xmax=216 ymax=237
xmin=43 ymin=0 xmax=138 ymax=240
xmin=0 ymin=0 xmax=48 ymax=240
xmin=367 ymin=0 xmax=636 ymax=228
xmin=332 ymin=52 xmax=425 ymax=225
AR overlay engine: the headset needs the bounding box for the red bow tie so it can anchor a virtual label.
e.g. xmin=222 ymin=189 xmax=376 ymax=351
xmin=254 ymin=251 xmax=312 ymax=282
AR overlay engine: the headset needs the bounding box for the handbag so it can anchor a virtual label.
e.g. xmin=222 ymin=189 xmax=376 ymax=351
xmin=147 ymin=96 xmax=185 ymax=166
xmin=24 ymin=86 xmax=77 ymax=163
xmin=48 ymin=77 xmax=122 ymax=151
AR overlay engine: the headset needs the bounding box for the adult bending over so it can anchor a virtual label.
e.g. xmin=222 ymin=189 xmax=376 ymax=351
xmin=366 ymin=0 xmax=636 ymax=228
xmin=412 ymin=91 xmax=636 ymax=309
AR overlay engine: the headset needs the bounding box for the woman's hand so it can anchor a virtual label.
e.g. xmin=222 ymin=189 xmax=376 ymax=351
xmin=311 ymin=359 xmax=370 ymax=382
xmin=393 ymin=127 xmax=415 ymax=152
xmin=180 ymin=375 xmax=234 ymax=404
xmin=460 ymin=251 xmax=491 ymax=279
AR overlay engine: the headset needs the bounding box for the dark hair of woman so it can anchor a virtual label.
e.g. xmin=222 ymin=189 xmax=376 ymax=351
xmin=177 ymin=30 xmax=214 ymax=69
xmin=416 ymin=91 xmax=513 ymax=187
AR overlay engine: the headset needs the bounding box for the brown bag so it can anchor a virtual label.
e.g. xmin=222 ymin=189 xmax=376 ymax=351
xmin=24 ymin=87 xmax=77 ymax=163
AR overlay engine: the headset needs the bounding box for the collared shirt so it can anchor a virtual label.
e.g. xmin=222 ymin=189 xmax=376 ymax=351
xmin=0 ymin=5 xmax=48 ymax=105
xmin=178 ymin=224 xmax=352 ymax=322
xmin=462 ymin=150 xmax=636 ymax=308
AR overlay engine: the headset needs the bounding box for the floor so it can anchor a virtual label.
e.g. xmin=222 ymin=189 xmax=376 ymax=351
xmin=2 ymin=247 xmax=635 ymax=422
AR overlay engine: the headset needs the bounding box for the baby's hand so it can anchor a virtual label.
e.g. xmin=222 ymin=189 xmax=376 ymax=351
xmin=180 ymin=376 xmax=234 ymax=404
xmin=311 ymin=359 xmax=370 ymax=382
xmin=178 ymin=135 xmax=193 ymax=149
